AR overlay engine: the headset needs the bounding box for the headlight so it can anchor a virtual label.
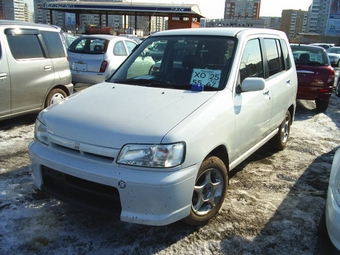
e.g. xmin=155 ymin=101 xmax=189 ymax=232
xmin=34 ymin=118 xmax=49 ymax=145
xmin=117 ymin=143 xmax=185 ymax=168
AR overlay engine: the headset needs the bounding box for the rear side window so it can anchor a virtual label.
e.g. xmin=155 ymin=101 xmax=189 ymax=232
xmin=240 ymin=39 xmax=263 ymax=82
xmin=41 ymin=31 xmax=65 ymax=58
xmin=6 ymin=33 xmax=44 ymax=59
xmin=280 ymin=39 xmax=291 ymax=70
xmin=113 ymin=41 xmax=127 ymax=56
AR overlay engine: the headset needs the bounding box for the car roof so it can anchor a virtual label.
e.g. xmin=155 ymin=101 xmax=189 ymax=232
xmin=149 ymin=27 xmax=288 ymax=38
xmin=291 ymin=44 xmax=325 ymax=51
xmin=0 ymin=20 xmax=58 ymax=31
xmin=77 ymin=34 xmax=134 ymax=41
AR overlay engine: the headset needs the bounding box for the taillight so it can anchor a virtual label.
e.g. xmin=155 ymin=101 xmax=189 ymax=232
xmin=327 ymin=67 xmax=335 ymax=84
xmin=99 ymin=61 xmax=108 ymax=73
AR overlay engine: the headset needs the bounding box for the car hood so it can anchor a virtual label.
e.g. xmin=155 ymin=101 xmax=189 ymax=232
xmin=327 ymin=53 xmax=340 ymax=58
xmin=41 ymin=82 xmax=217 ymax=148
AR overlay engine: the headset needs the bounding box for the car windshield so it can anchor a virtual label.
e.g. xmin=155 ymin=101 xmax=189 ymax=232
xmin=291 ymin=46 xmax=329 ymax=66
xmin=109 ymin=35 xmax=237 ymax=90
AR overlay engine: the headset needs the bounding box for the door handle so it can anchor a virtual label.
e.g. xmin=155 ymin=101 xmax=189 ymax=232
xmin=44 ymin=65 xmax=52 ymax=71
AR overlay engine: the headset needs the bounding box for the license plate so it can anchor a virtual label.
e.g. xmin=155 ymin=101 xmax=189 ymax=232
xmin=73 ymin=63 xmax=87 ymax=71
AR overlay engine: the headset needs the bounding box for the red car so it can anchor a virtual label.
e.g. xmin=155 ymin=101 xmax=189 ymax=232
xmin=291 ymin=44 xmax=335 ymax=112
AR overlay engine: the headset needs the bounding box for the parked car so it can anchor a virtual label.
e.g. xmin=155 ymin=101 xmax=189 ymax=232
xmin=291 ymin=44 xmax=335 ymax=112
xmin=335 ymin=71 xmax=340 ymax=97
xmin=61 ymin=32 xmax=78 ymax=47
xmin=325 ymin=149 xmax=340 ymax=250
xmin=310 ymin=43 xmax=335 ymax=50
xmin=325 ymin=148 xmax=340 ymax=251
xmin=145 ymin=41 xmax=166 ymax=61
xmin=119 ymin=34 xmax=141 ymax=44
xmin=29 ymin=27 xmax=298 ymax=226
xmin=326 ymin=46 xmax=340 ymax=68
xmin=0 ymin=20 xmax=73 ymax=121
xmin=68 ymin=35 xmax=137 ymax=85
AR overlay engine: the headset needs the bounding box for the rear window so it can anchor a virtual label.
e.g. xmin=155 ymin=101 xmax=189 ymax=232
xmin=68 ymin=37 xmax=107 ymax=54
xmin=291 ymin=46 xmax=329 ymax=66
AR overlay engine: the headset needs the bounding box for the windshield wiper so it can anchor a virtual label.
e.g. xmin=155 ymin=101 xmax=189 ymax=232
xmin=116 ymin=79 xmax=219 ymax=91
xmin=118 ymin=79 xmax=171 ymax=86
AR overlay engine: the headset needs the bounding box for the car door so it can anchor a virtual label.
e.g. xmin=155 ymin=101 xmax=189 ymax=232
xmin=232 ymin=38 xmax=272 ymax=159
xmin=5 ymin=28 xmax=54 ymax=113
xmin=0 ymin=34 xmax=11 ymax=117
xmin=263 ymin=38 xmax=296 ymax=131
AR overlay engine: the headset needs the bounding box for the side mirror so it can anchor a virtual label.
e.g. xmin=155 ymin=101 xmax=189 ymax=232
xmin=239 ymin=77 xmax=265 ymax=93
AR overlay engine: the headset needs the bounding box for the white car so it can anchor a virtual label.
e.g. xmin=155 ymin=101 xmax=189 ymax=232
xmin=29 ymin=27 xmax=298 ymax=226
xmin=68 ymin=34 xmax=137 ymax=85
xmin=326 ymin=46 xmax=340 ymax=68
xmin=325 ymin=148 xmax=340 ymax=251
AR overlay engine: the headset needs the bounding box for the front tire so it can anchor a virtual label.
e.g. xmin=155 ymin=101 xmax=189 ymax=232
xmin=45 ymin=88 xmax=67 ymax=107
xmin=335 ymin=79 xmax=340 ymax=97
xmin=270 ymin=110 xmax=291 ymax=150
xmin=183 ymin=156 xmax=228 ymax=226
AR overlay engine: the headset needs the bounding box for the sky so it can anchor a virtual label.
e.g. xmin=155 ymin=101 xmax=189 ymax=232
xmin=24 ymin=0 xmax=313 ymax=19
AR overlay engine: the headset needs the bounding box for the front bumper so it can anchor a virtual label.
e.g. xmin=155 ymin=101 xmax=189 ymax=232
xmin=28 ymin=140 xmax=198 ymax=226
xmin=326 ymin=186 xmax=340 ymax=250
xmin=71 ymin=70 xmax=108 ymax=85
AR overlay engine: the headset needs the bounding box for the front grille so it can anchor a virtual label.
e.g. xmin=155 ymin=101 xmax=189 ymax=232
xmin=41 ymin=166 xmax=121 ymax=216
xmin=51 ymin=143 xmax=115 ymax=164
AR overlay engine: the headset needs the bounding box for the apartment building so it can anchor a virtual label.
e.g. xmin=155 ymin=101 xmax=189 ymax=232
xmin=307 ymin=0 xmax=332 ymax=36
xmin=280 ymin=9 xmax=308 ymax=41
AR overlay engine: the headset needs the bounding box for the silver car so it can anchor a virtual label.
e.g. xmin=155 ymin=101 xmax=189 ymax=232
xmin=325 ymin=148 xmax=340 ymax=251
xmin=0 ymin=20 xmax=73 ymax=121
xmin=68 ymin=35 xmax=137 ymax=85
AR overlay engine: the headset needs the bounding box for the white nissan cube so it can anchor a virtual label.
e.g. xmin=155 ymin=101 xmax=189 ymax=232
xmin=29 ymin=28 xmax=298 ymax=226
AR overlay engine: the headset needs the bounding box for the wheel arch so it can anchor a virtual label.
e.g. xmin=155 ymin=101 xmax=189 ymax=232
xmin=44 ymin=85 xmax=72 ymax=108
xmin=205 ymin=145 xmax=230 ymax=178
xmin=288 ymin=104 xmax=295 ymax=124
xmin=51 ymin=84 xmax=72 ymax=96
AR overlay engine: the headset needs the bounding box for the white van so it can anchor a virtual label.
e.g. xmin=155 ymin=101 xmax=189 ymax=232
xmin=0 ymin=20 xmax=73 ymax=121
xmin=29 ymin=28 xmax=298 ymax=226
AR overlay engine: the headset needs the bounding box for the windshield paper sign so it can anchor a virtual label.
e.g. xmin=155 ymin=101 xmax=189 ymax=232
xmin=190 ymin=69 xmax=221 ymax=88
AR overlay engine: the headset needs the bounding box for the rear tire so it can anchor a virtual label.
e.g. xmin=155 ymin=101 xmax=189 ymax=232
xmin=45 ymin=88 xmax=67 ymax=107
xmin=182 ymin=156 xmax=228 ymax=226
xmin=270 ymin=110 xmax=291 ymax=150
xmin=315 ymin=99 xmax=329 ymax=112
